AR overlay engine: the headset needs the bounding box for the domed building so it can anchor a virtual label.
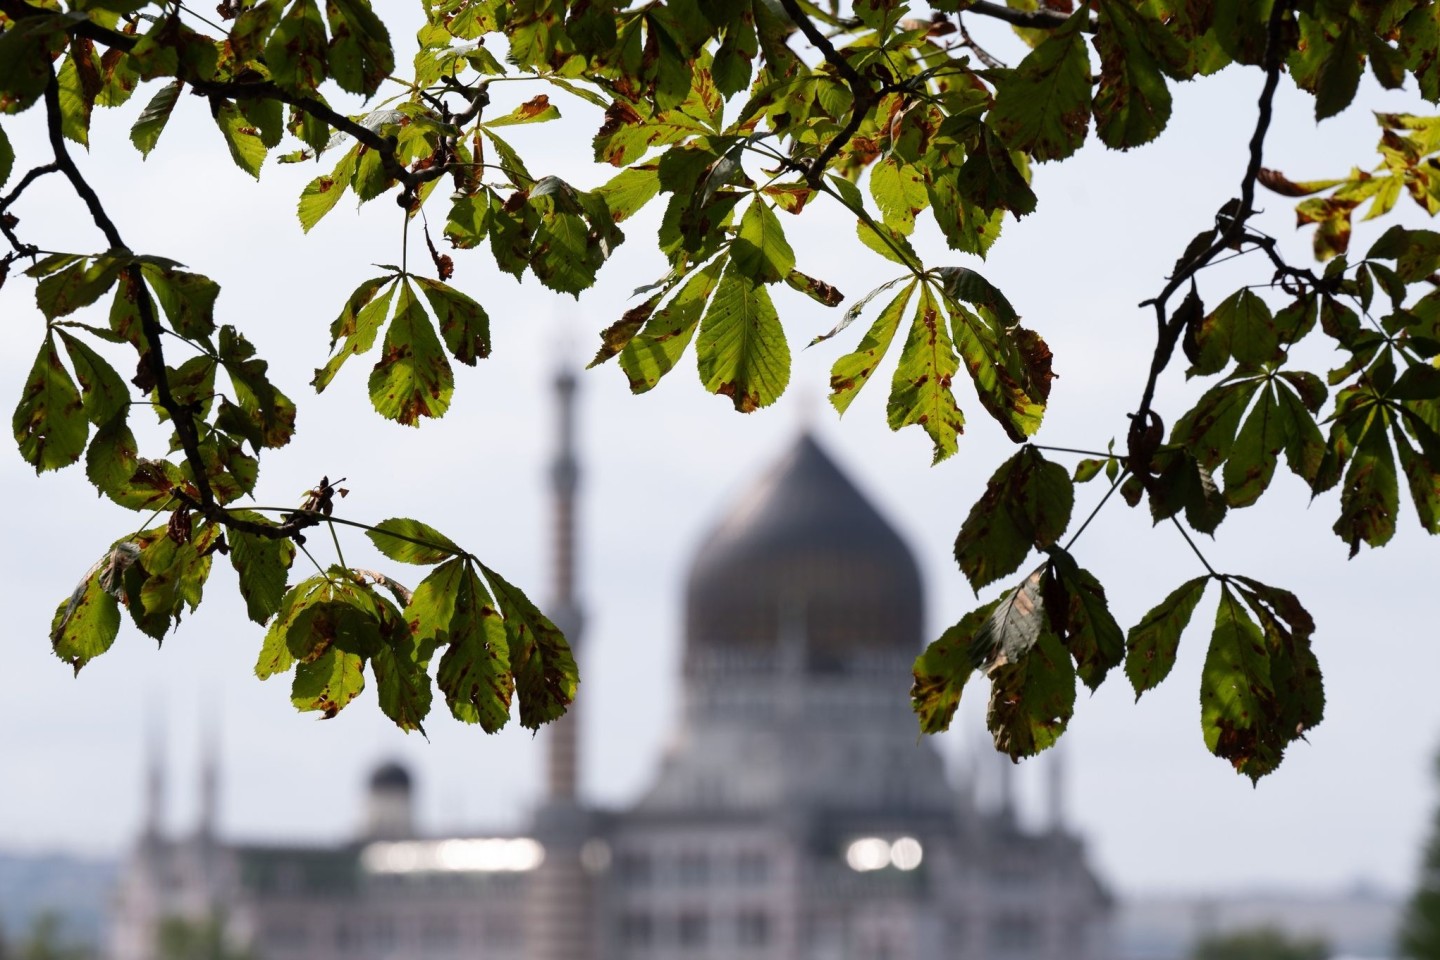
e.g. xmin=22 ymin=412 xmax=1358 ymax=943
xmin=109 ymin=378 xmax=1112 ymax=960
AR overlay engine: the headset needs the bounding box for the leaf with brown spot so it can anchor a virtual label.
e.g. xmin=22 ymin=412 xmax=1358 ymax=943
xmin=367 ymin=280 xmax=454 ymax=425
xmin=1124 ymin=576 xmax=1209 ymax=699
xmin=12 ymin=334 xmax=87 ymax=474
xmin=954 ymin=446 xmax=1074 ymax=592
xmin=437 ymin=563 xmax=513 ymax=732
xmin=784 ymin=269 xmax=843 ymax=308
xmin=886 ymin=284 xmax=966 ymax=462
xmin=484 ymin=94 xmax=561 ymax=126
xmin=696 ymin=263 xmax=790 ymax=413
xmin=480 ymin=563 xmax=575 ymax=731
xmin=51 ymin=559 xmax=122 ymax=675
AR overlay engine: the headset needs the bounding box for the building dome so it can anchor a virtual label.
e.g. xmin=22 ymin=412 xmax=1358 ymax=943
xmin=684 ymin=433 xmax=923 ymax=675
xmin=369 ymin=761 xmax=412 ymax=792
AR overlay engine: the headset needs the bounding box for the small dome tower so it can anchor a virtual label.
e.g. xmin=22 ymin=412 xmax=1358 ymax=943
xmin=364 ymin=761 xmax=415 ymax=839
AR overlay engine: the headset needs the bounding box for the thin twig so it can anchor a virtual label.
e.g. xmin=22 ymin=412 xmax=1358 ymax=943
xmin=1063 ymin=470 xmax=1127 ymax=552
xmin=1171 ymin=517 xmax=1219 ymax=577
xmin=1034 ymin=444 xmax=1114 ymax=459
xmin=775 ymin=0 xmax=877 ymax=187
xmin=1129 ymin=0 xmax=1294 ymax=464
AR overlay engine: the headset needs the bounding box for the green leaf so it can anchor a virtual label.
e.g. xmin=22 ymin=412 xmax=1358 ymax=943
xmin=314 ymin=274 xmax=396 ymax=391
xmin=51 ymin=561 xmax=122 ymax=675
xmin=1124 ymin=576 xmax=1209 ymax=699
xmin=218 ymin=325 xmax=296 ymax=449
xmin=696 ymin=263 xmax=790 ymax=412
xmin=213 ymin=101 xmax=268 ymax=179
xmin=0 ymin=17 xmax=67 ymax=115
xmin=731 ymin=199 xmax=794 ymax=284
xmin=1172 ymin=378 xmax=1262 ymax=470
xmin=129 ymin=80 xmax=182 ymax=158
xmin=229 ymin=521 xmax=297 ymax=625
xmin=978 ymin=572 xmax=1076 ymax=759
xmin=436 ymin=563 xmax=513 ymax=731
xmin=413 ymin=277 xmax=490 ymax=365
xmin=267 ymin=0 xmax=329 ymax=92
xmin=911 ymin=599 xmax=1001 ymax=734
xmin=1396 ymin=426 xmax=1440 ymax=533
xmin=372 ymin=624 xmax=433 ymax=733
xmin=367 ymin=281 xmax=454 ymax=425
xmin=56 ymin=41 xmax=101 ymax=147
xmin=783 ymin=269 xmax=843 ymax=307
xmin=1187 ymin=288 xmax=1279 ymax=375
xmin=935 ymin=269 xmax=1053 ymax=443
xmin=13 ymin=334 xmax=86 ymax=474
xmin=0 ymin=125 xmax=13 ymax=189
xmin=954 ymin=446 xmax=1074 ymax=592
xmin=255 ymin=577 xmax=323 ymax=679
xmin=619 ymin=258 xmax=724 ymax=393
xmin=55 ymin=330 xmax=128 ymax=427
xmin=1148 ymin=448 xmax=1230 ymax=534
xmin=366 ymin=517 xmax=462 ymax=564
xmin=484 ymin=93 xmax=561 ymax=126
xmin=480 ymin=563 xmax=577 ymax=731
xmin=956 ymin=124 xmax=1037 ymax=217
xmin=1201 ymin=585 xmax=1278 ymax=779
xmin=1222 ymin=383 xmax=1284 ymax=507
xmin=405 ymin=558 xmax=464 ymax=648
xmin=829 ymin=281 xmax=916 ymax=416
xmin=1093 ymin=0 xmax=1182 ymax=148
xmin=869 ymin=157 xmax=929 ymax=237
xmin=595 ymin=163 xmax=662 ymax=223
xmin=990 ymin=11 xmax=1092 ymax=162
xmin=325 ymin=0 xmax=394 ymax=95
xmin=1275 ymin=379 xmax=1327 ymax=487
xmin=886 ymin=285 xmax=966 ymax=463
xmin=526 ymin=177 xmax=605 ymax=295
xmin=298 ymin=145 xmax=358 ymax=233
xmin=855 ymin=217 xmax=919 ymax=266
xmin=140 ymin=264 xmax=219 ymax=341
xmin=1334 ymin=420 xmax=1399 ymax=556
xmin=34 ymin=256 xmax=123 ymax=320
xmin=136 ymin=532 xmax=215 ymax=633
xmin=291 ymin=646 xmax=366 ymax=718
xmin=1044 ymin=548 xmax=1124 ymax=691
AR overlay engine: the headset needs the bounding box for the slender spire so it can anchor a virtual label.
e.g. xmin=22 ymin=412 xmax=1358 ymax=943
xmin=143 ymin=704 xmax=165 ymax=840
xmin=546 ymin=366 xmax=583 ymax=803
xmin=1046 ymin=743 xmax=1066 ymax=834
xmin=198 ymin=713 xmax=219 ymax=841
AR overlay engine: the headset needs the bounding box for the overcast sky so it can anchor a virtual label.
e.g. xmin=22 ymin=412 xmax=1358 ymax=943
xmin=1 ymin=8 xmax=1438 ymax=899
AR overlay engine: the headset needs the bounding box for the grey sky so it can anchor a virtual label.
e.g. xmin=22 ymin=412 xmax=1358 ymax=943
xmin=0 ymin=10 xmax=1436 ymax=900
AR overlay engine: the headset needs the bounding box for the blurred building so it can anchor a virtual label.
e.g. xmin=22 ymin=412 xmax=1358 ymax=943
xmin=109 ymin=374 xmax=1112 ymax=960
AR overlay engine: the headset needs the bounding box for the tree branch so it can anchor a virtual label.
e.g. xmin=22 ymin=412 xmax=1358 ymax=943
xmin=775 ymin=0 xmax=876 ymax=187
xmin=1129 ymin=0 xmax=1293 ymax=469
xmin=960 ymin=0 xmax=1098 ymax=34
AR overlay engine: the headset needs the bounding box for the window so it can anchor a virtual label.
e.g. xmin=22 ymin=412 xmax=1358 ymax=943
xmin=736 ymin=851 xmax=769 ymax=884
xmin=737 ymin=911 xmax=769 ymax=947
xmin=618 ymin=913 xmax=653 ymax=947
xmin=421 ymin=919 xmax=459 ymax=952
xmin=619 ymin=851 xmax=652 ymax=885
xmin=678 ymin=913 xmax=708 ymax=948
xmin=990 ymin=914 xmax=1038 ymax=954
xmin=678 ymin=851 xmax=709 ymax=885
xmin=262 ymin=920 xmax=309 ymax=951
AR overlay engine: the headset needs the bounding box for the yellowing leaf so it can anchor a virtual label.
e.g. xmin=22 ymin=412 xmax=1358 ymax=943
xmin=367 ymin=281 xmax=454 ymax=425
xmin=696 ymin=263 xmax=790 ymax=412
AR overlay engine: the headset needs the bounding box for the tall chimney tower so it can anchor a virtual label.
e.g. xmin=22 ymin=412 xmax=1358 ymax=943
xmin=524 ymin=366 xmax=594 ymax=960
xmin=547 ymin=367 xmax=584 ymax=802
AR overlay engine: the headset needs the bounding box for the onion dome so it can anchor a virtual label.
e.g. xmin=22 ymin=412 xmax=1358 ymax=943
xmin=684 ymin=434 xmax=923 ymax=675
xmin=368 ymin=761 xmax=412 ymax=792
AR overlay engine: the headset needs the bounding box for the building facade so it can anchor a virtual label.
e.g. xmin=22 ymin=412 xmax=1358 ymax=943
xmin=110 ymin=376 xmax=1112 ymax=960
